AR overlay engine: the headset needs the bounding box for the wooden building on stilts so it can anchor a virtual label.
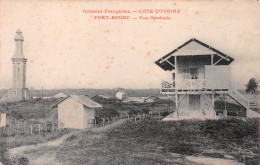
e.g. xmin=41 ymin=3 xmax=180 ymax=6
xmin=155 ymin=38 xmax=258 ymax=120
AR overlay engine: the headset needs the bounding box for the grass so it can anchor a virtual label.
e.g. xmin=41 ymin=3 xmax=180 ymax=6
xmin=0 ymin=98 xmax=71 ymax=164
xmin=55 ymin=118 xmax=259 ymax=165
xmin=0 ymin=95 xmax=258 ymax=164
xmin=0 ymin=129 xmax=71 ymax=164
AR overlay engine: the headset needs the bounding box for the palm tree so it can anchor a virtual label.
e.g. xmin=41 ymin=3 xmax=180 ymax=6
xmin=245 ymin=78 xmax=258 ymax=94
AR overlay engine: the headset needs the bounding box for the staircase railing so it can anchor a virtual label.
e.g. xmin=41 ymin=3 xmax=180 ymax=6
xmin=227 ymin=89 xmax=249 ymax=109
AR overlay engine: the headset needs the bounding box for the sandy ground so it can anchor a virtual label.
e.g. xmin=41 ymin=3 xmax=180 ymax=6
xmin=186 ymin=156 xmax=244 ymax=165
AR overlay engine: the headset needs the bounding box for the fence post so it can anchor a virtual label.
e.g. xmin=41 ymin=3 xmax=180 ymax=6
xmin=108 ymin=118 xmax=110 ymax=124
xmin=94 ymin=119 xmax=96 ymax=127
xmin=38 ymin=124 xmax=41 ymax=134
xmin=103 ymin=118 xmax=105 ymax=126
xmin=52 ymin=122 xmax=54 ymax=132
xmin=134 ymin=116 xmax=136 ymax=122
xmin=16 ymin=124 xmax=19 ymax=135
xmin=30 ymin=125 xmax=33 ymax=135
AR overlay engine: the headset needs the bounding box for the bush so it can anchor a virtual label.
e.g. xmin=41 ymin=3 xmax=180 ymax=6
xmin=200 ymin=118 xmax=259 ymax=141
xmin=128 ymin=109 xmax=141 ymax=117
xmin=141 ymin=108 xmax=149 ymax=114
xmin=11 ymin=155 xmax=29 ymax=165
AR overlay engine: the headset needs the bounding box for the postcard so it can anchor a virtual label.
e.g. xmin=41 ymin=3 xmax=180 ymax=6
xmin=0 ymin=0 xmax=259 ymax=164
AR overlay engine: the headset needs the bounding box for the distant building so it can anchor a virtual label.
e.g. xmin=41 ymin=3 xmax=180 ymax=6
xmin=53 ymin=95 xmax=102 ymax=129
xmin=115 ymin=91 xmax=126 ymax=100
xmin=145 ymin=96 xmax=160 ymax=103
xmin=123 ymin=97 xmax=146 ymax=103
xmin=0 ymin=113 xmax=6 ymax=127
xmin=91 ymin=95 xmax=112 ymax=99
xmin=1 ymin=30 xmax=29 ymax=102
xmin=53 ymin=91 xmax=68 ymax=98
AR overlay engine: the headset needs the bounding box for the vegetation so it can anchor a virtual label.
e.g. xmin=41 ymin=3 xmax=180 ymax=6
xmin=246 ymin=78 xmax=258 ymax=94
xmin=55 ymin=118 xmax=259 ymax=165
xmin=92 ymin=96 xmax=175 ymax=122
xmin=0 ymin=98 xmax=71 ymax=164
xmin=0 ymin=92 xmax=258 ymax=164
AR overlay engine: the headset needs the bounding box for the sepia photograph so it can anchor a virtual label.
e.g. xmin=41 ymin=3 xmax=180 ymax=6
xmin=0 ymin=0 xmax=259 ymax=164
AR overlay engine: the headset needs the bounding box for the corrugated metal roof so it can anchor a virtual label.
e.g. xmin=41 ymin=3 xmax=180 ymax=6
xmin=70 ymin=95 xmax=102 ymax=108
xmin=52 ymin=95 xmax=102 ymax=108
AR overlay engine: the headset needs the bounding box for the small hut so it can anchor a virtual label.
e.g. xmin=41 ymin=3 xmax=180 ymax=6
xmin=115 ymin=91 xmax=127 ymax=100
xmin=0 ymin=113 xmax=6 ymax=127
xmin=145 ymin=96 xmax=160 ymax=103
xmin=53 ymin=95 xmax=102 ymax=129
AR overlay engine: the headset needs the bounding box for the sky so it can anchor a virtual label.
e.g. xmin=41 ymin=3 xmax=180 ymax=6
xmin=0 ymin=0 xmax=259 ymax=90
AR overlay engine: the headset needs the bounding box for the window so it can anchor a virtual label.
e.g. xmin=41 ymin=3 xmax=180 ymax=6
xmin=172 ymin=73 xmax=175 ymax=87
xmin=182 ymin=69 xmax=190 ymax=79
xmin=190 ymin=68 xmax=199 ymax=79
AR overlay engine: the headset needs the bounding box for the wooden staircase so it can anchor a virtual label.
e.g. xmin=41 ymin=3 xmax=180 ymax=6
xmin=227 ymin=89 xmax=249 ymax=110
xmin=227 ymin=89 xmax=258 ymax=117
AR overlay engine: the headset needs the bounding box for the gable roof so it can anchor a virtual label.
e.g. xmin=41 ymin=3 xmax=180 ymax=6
xmin=53 ymin=91 xmax=68 ymax=98
xmin=155 ymin=38 xmax=234 ymax=71
xmin=52 ymin=95 xmax=102 ymax=108
xmin=145 ymin=96 xmax=160 ymax=100
xmin=91 ymin=95 xmax=112 ymax=99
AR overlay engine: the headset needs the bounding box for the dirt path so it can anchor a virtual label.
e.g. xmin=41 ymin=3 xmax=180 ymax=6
xmin=186 ymin=156 xmax=244 ymax=165
xmin=9 ymin=133 xmax=73 ymax=157
xmin=8 ymin=119 xmax=127 ymax=165
xmin=8 ymin=132 xmax=74 ymax=165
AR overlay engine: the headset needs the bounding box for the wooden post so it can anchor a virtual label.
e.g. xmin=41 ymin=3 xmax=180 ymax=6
xmin=52 ymin=122 xmax=54 ymax=132
xmin=30 ymin=125 xmax=33 ymax=135
xmin=224 ymin=93 xmax=227 ymax=117
xmin=38 ymin=124 xmax=41 ymax=134
xmin=211 ymin=54 xmax=213 ymax=65
xmin=212 ymin=91 xmax=215 ymax=117
xmin=174 ymin=55 xmax=179 ymax=118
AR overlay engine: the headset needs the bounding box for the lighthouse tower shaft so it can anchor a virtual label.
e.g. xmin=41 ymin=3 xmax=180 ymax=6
xmin=12 ymin=29 xmax=27 ymax=89
xmin=0 ymin=29 xmax=30 ymax=102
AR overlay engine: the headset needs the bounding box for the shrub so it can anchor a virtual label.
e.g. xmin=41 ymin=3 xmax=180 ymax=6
xmin=128 ymin=109 xmax=141 ymax=117
xmin=141 ymin=108 xmax=149 ymax=114
xmin=11 ymin=155 xmax=29 ymax=165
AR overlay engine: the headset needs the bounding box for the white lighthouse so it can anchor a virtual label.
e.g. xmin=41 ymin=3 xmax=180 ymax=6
xmin=1 ymin=30 xmax=30 ymax=102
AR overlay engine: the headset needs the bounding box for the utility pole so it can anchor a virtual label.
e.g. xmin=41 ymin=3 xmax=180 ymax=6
xmin=42 ymin=87 xmax=46 ymax=135
xmin=42 ymin=87 xmax=45 ymax=118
